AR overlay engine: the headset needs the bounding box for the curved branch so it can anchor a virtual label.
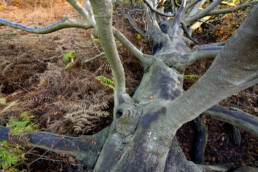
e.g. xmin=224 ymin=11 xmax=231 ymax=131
xmin=205 ymin=105 xmax=258 ymax=137
xmin=0 ymin=18 xmax=92 ymax=34
xmin=0 ymin=126 xmax=109 ymax=169
xmin=66 ymin=0 xmax=89 ymax=21
xmin=113 ymin=28 xmax=152 ymax=64
xmin=208 ymin=1 xmax=258 ymax=15
xmin=90 ymin=0 xmax=128 ymax=106
xmin=186 ymin=0 xmax=223 ymax=25
xmin=142 ymin=0 xmax=175 ymax=17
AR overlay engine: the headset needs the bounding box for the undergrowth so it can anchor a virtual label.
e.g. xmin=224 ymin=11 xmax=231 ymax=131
xmin=0 ymin=112 xmax=36 ymax=171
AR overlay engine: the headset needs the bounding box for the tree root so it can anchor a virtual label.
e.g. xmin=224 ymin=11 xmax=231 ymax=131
xmin=193 ymin=115 xmax=208 ymax=164
xmin=0 ymin=126 xmax=109 ymax=170
xmin=205 ymin=105 xmax=258 ymax=137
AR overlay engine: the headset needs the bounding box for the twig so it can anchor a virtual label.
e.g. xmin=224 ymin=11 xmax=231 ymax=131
xmin=82 ymin=52 xmax=105 ymax=64
xmin=181 ymin=22 xmax=200 ymax=45
xmin=121 ymin=4 xmax=147 ymax=38
xmin=143 ymin=0 xmax=175 ymax=17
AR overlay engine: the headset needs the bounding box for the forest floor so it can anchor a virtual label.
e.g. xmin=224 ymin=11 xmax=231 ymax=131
xmin=0 ymin=3 xmax=257 ymax=172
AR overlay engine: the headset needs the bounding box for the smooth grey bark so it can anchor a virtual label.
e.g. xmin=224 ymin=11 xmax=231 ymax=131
xmin=0 ymin=1 xmax=257 ymax=172
xmin=205 ymin=105 xmax=258 ymax=137
xmin=90 ymin=0 xmax=128 ymax=107
xmin=0 ymin=18 xmax=91 ymax=34
xmin=0 ymin=126 xmax=109 ymax=169
xmin=186 ymin=0 xmax=223 ymax=25
xmin=92 ymin=4 xmax=258 ymax=172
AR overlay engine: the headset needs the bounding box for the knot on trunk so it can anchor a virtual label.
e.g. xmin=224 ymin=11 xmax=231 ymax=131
xmin=115 ymin=103 xmax=142 ymax=136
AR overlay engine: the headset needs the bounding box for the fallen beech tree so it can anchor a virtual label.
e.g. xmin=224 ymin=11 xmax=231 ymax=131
xmin=0 ymin=0 xmax=258 ymax=171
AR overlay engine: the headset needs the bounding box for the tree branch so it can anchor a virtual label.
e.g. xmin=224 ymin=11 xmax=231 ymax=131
xmin=82 ymin=52 xmax=105 ymax=64
xmin=185 ymin=0 xmax=201 ymax=14
xmin=186 ymin=0 xmax=223 ymax=25
xmin=84 ymin=0 xmax=96 ymax=27
xmin=90 ymin=0 xmax=129 ymax=106
xmin=121 ymin=4 xmax=147 ymax=38
xmin=66 ymin=0 xmax=89 ymax=21
xmin=0 ymin=18 xmax=92 ymax=34
xmin=0 ymin=126 xmax=109 ymax=170
xmin=205 ymin=105 xmax=258 ymax=137
xmin=186 ymin=44 xmax=224 ymax=67
xmin=168 ymin=0 xmax=187 ymax=40
xmin=193 ymin=115 xmax=208 ymax=164
xmin=113 ymin=28 xmax=153 ymax=64
xmin=189 ymin=16 xmax=211 ymax=34
xmin=198 ymin=163 xmax=233 ymax=172
xmin=142 ymin=0 xmax=175 ymax=17
xmin=181 ymin=22 xmax=200 ymax=45
xmin=185 ymin=0 xmax=206 ymax=19
xmin=208 ymin=1 xmax=258 ymax=15
xmin=164 ymin=5 xmax=258 ymax=132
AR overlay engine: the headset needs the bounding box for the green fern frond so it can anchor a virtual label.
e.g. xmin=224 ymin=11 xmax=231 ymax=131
xmin=0 ymin=112 xmax=35 ymax=170
xmin=184 ymin=74 xmax=202 ymax=80
xmin=0 ymin=141 xmax=25 ymax=170
xmin=96 ymin=75 xmax=115 ymax=90
xmin=8 ymin=112 xmax=37 ymax=136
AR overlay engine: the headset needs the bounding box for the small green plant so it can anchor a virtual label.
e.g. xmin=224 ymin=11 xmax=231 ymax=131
xmin=135 ymin=33 xmax=142 ymax=40
xmin=62 ymin=52 xmax=79 ymax=69
xmin=8 ymin=112 xmax=37 ymax=136
xmin=184 ymin=74 xmax=201 ymax=80
xmin=96 ymin=75 xmax=115 ymax=90
xmin=0 ymin=141 xmax=26 ymax=171
xmin=0 ymin=112 xmax=37 ymax=171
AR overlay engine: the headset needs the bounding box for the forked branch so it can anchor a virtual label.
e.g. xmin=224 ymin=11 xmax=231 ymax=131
xmin=165 ymin=5 xmax=258 ymax=131
xmin=0 ymin=18 xmax=92 ymax=34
